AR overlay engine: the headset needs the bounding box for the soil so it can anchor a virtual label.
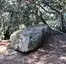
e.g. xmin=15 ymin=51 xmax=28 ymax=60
xmin=0 ymin=34 xmax=66 ymax=64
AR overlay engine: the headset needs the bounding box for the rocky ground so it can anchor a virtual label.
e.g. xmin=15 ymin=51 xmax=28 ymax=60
xmin=0 ymin=34 xmax=66 ymax=64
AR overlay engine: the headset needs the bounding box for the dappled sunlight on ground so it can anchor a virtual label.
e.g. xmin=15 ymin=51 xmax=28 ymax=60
xmin=59 ymin=56 xmax=66 ymax=61
xmin=0 ymin=40 xmax=9 ymax=54
xmin=0 ymin=45 xmax=8 ymax=54
xmin=1 ymin=34 xmax=66 ymax=64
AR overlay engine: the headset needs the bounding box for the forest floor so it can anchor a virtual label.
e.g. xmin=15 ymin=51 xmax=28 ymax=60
xmin=0 ymin=34 xmax=66 ymax=64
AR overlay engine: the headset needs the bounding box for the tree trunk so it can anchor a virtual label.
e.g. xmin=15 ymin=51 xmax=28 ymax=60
xmin=60 ymin=12 xmax=65 ymax=32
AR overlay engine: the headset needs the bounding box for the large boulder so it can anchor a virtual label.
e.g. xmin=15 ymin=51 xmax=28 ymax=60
xmin=10 ymin=24 xmax=63 ymax=52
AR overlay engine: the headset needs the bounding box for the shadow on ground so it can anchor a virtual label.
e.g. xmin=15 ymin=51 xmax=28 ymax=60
xmin=0 ymin=34 xmax=66 ymax=64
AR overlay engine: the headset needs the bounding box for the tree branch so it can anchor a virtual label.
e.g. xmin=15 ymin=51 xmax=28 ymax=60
xmin=35 ymin=3 xmax=56 ymax=14
xmin=30 ymin=11 xmax=48 ymax=25
xmin=43 ymin=0 xmax=60 ymax=14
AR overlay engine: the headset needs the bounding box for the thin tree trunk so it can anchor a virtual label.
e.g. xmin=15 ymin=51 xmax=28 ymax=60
xmin=60 ymin=12 xmax=65 ymax=32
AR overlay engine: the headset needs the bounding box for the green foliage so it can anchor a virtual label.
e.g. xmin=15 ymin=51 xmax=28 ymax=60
xmin=0 ymin=0 xmax=66 ymax=39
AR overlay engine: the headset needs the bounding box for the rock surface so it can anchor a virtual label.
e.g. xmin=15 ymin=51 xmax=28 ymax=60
xmin=10 ymin=30 xmax=21 ymax=50
xmin=10 ymin=24 xmax=63 ymax=52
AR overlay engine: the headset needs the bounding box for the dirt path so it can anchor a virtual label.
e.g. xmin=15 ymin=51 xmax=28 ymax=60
xmin=0 ymin=34 xmax=66 ymax=64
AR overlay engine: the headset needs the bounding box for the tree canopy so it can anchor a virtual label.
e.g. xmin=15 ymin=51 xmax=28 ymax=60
xmin=0 ymin=0 xmax=66 ymax=39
